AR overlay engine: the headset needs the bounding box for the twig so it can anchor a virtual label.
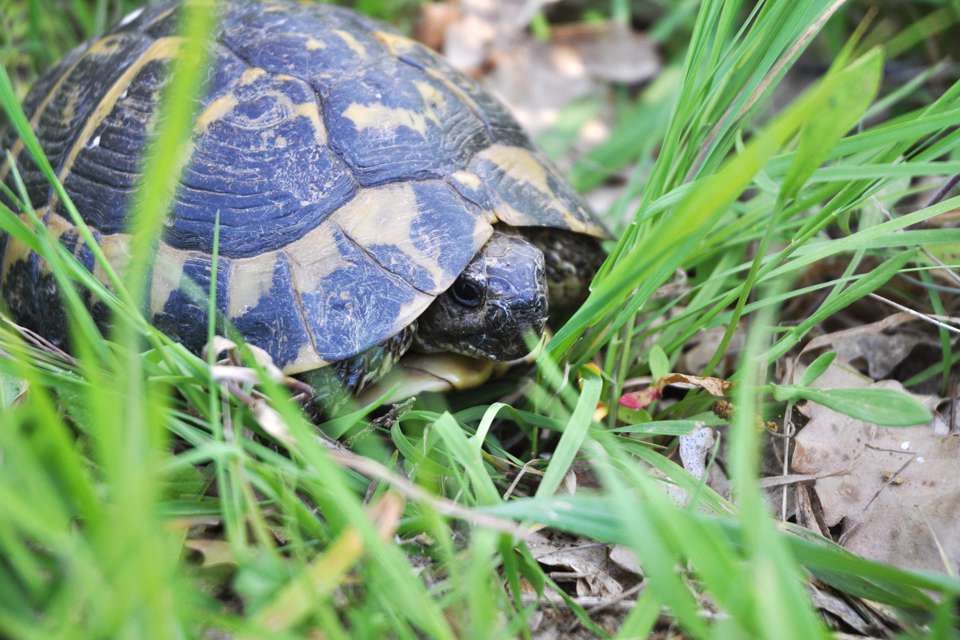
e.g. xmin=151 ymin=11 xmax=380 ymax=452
xmin=924 ymin=173 xmax=960 ymax=208
xmin=586 ymin=583 xmax=645 ymax=614
xmin=866 ymin=293 xmax=960 ymax=335
xmin=502 ymin=458 xmax=543 ymax=500
xmin=763 ymin=470 xmax=847 ymax=489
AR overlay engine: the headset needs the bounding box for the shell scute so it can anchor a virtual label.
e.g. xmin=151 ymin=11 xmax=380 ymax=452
xmin=334 ymin=181 xmax=490 ymax=296
xmin=170 ymin=67 xmax=357 ymax=258
xmin=297 ymin=226 xmax=428 ymax=365
xmin=378 ymin=35 xmax=531 ymax=149
xmin=57 ymin=53 xmax=175 ymax=232
xmin=230 ymin=251 xmax=319 ymax=371
xmin=152 ymin=253 xmax=230 ymax=353
xmin=470 ymin=145 xmax=606 ymax=238
xmin=219 ymin=1 xmax=384 ymax=87
xmin=13 ymin=32 xmax=155 ymax=209
xmin=324 ymin=59 xmax=488 ymax=186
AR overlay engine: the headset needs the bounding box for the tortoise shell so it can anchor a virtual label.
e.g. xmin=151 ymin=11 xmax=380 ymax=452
xmin=0 ymin=0 xmax=606 ymax=374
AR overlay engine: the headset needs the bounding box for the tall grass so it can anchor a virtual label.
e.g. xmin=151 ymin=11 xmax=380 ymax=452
xmin=1 ymin=0 xmax=960 ymax=637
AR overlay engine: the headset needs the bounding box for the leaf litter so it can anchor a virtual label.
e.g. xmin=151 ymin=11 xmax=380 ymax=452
xmin=424 ymin=0 xmax=660 ymax=145
xmin=791 ymin=360 xmax=959 ymax=575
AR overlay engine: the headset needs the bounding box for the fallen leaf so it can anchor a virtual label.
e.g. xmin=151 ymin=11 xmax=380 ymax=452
xmin=660 ymin=373 xmax=731 ymax=397
xmin=792 ymin=361 xmax=959 ymax=574
xmin=807 ymin=586 xmax=873 ymax=634
xmin=414 ymin=2 xmax=460 ymax=52
xmin=526 ymin=532 xmax=623 ymax=599
xmin=185 ymin=539 xmax=237 ymax=568
xmin=608 ymin=545 xmax=641 ymax=575
xmin=442 ymin=3 xmax=659 ymax=140
xmin=798 ymin=313 xmax=935 ymax=380
xmin=561 ymin=21 xmax=660 ymax=84
xmin=252 ymin=401 xmax=294 ymax=445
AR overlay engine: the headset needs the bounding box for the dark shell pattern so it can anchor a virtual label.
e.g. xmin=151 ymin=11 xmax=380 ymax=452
xmin=0 ymin=0 xmax=606 ymax=374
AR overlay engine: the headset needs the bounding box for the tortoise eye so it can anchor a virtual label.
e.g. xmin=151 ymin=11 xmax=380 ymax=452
xmin=451 ymin=278 xmax=484 ymax=308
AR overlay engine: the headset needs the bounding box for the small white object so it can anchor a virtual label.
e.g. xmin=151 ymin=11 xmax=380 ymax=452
xmin=917 ymin=456 xmax=925 ymax=464
xmin=118 ymin=7 xmax=144 ymax=26
xmin=900 ymin=441 xmax=911 ymax=450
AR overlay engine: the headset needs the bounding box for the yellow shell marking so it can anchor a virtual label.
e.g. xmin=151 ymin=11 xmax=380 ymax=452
xmin=195 ymin=93 xmax=239 ymax=134
xmin=292 ymin=101 xmax=328 ymax=146
xmin=60 ymin=89 xmax=80 ymax=124
xmin=424 ymin=67 xmax=487 ymax=123
xmin=450 ymin=170 xmax=482 ymax=190
xmin=149 ymin=242 xmax=190 ymax=314
xmin=373 ymin=31 xmax=417 ymax=56
xmin=199 ymin=72 xmax=327 ymax=146
xmin=290 ymin=342 xmax=327 ymax=372
xmin=305 ymin=37 xmax=326 ymax=51
xmin=343 ymin=81 xmax=442 ymax=137
xmin=343 ymin=102 xmax=430 ymax=136
xmin=0 ymin=215 xmax=36 ymax=281
xmin=334 ymin=29 xmax=367 ymax=58
xmin=240 ymin=67 xmax=268 ymax=85
xmin=94 ymin=232 xmax=133 ymax=285
xmin=477 ymin=145 xmax=604 ymax=236
xmin=414 ymin=81 xmax=447 ymax=116
xmin=85 ymin=35 xmax=124 ymax=56
xmin=51 ymin=37 xmax=183 ymax=208
xmin=478 ymin=144 xmax=552 ymax=195
xmin=226 ymin=251 xmax=280 ymax=318
xmin=333 ymin=184 xmax=444 ymax=292
xmin=282 ymin=217 xmax=345 ymax=281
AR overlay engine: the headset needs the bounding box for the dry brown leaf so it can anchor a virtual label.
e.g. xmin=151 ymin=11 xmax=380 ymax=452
xmin=486 ymin=23 xmax=658 ymax=138
xmin=484 ymin=36 xmax=598 ymax=137
xmin=797 ymin=313 xmax=935 ymax=380
xmin=660 ymin=373 xmax=731 ymax=397
xmin=620 ymin=373 xmax=729 ymax=411
xmin=184 ymin=539 xmax=237 ymax=568
xmin=561 ymin=22 xmax=660 ymax=84
xmin=440 ymin=0 xmax=659 ymax=139
xmin=607 ymin=545 xmax=641 ymax=576
xmin=414 ymin=2 xmax=461 ymax=51
xmin=526 ymin=533 xmax=623 ymax=598
xmin=252 ymin=401 xmax=294 ymax=445
xmin=792 ymin=361 xmax=959 ymax=574
xmin=807 ymin=586 xmax=873 ymax=634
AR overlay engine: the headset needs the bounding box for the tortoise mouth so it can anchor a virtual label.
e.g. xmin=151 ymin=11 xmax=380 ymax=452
xmin=355 ymin=352 xmax=496 ymax=405
xmin=356 ymin=334 xmax=547 ymax=405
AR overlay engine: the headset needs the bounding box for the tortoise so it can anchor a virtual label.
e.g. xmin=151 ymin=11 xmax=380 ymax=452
xmin=0 ymin=0 xmax=607 ymax=403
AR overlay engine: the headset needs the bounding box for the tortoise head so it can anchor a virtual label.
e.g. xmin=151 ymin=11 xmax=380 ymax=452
xmin=415 ymin=230 xmax=548 ymax=361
